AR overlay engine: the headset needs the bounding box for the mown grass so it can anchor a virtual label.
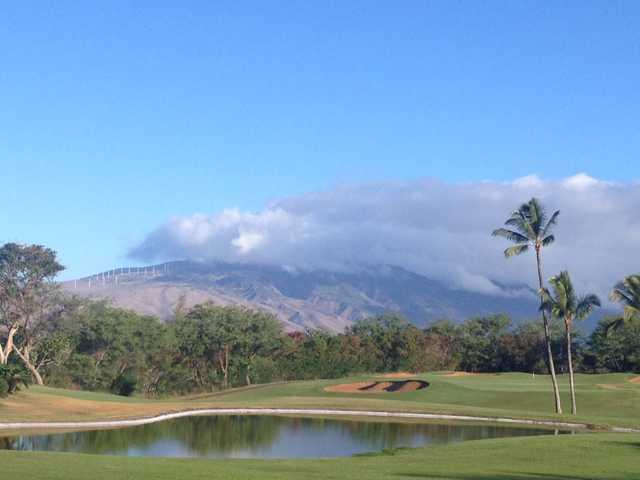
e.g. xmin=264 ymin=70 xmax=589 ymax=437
xmin=1 ymin=372 xmax=639 ymax=429
xmin=1 ymin=432 xmax=638 ymax=479
xmin=1 ymin=372 xmax=639 ymax=479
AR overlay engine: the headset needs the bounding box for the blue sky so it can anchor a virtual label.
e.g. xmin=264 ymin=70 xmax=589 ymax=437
xmin=1 ymin=1 xmax=639 ymax=280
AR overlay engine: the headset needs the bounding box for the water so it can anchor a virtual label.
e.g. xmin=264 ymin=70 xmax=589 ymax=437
xmin=0 ymin=415 xmax=567 ymax=459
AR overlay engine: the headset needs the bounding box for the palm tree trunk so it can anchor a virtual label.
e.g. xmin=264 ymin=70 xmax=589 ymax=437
xmin=535 ymin=247 xmax=563 ymax=414
xmin=565 ymin=319 xmax=577 ymax=415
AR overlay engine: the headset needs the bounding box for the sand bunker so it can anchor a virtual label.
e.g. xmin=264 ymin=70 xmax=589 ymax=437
xmin=324 ymin=380 xmax=429 ymax=394
xmin=379 ymin=372 xmax=416 ymax=379
xmin=629 ymin=376 xmax=640 ymax=384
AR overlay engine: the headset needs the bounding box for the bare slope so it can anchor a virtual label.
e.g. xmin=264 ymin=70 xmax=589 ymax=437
xmin=63 ymin=261 xmax=540 ymax=331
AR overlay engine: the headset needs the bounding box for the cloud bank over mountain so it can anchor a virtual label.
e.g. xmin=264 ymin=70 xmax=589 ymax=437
xmin=129 ymin=174 xmax=640 ymax=300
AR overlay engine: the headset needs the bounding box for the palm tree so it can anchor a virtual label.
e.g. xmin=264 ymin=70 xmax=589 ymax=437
xmin=608 ymin=274 xmax=640 ymax=333
xmin=540 ymin=271 xmax=600 ymax=415
xmin=492 ymin=197 xmax=563 ymax=414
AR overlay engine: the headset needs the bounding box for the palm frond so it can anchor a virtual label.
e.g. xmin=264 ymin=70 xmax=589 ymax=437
xmin=491 ymin=228 xmax=529 ymax=243
xmin=610 ymin=275 xmax=640 ymax=323
xmin=610 ymin=284 xmax=633 ymax=304
xmin=504 ymin=244 xmax=529 ymax=258
xmin=538 ymin=288 xmax=554 ymax=313
xmin=576 ymin=294 xmax=601 ymax=320
xmin=541 ymin=235 xmax=555 ymax=246
xmin=505 ymin=212 xmax=534 ymax=239
xmin=542 ymin=210 xmax=560 ymax=237
xmin=548 ymin=273 xmax=569 ymax=314
xmin=604 ymin=317 xmax=625 ymax=336
xmin=526 ymin=198 xmax=546 ymax=233
xmin=623 ymin=305 xmax=640 ymax=322
xmin=627 ymin=275 xmax=640 ymax=290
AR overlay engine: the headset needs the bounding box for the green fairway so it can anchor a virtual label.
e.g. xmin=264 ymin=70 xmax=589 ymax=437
xmin=1 ymin=432 xmax=638 ymax=479
xmin=184 ymin=372 xmax=640 ymax=429
xmin=1 ymin=372 xmax=639 ymax=430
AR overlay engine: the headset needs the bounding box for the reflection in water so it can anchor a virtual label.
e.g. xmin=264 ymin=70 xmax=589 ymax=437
xmin=0 ymin=416 xmax=568 ymax=459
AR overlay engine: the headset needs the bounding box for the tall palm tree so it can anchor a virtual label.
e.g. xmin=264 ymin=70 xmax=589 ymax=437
xmin=492 ymin=197 xmax=563 ymax=414
xmin=540 ymin=271 xmax=600 ymax=415
xmin=608 ymin=274 xmax=640 ymax=333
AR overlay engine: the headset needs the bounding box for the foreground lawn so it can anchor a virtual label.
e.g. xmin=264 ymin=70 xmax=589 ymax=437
xmin=1 ymin=372 xmax=638 ymax=430
xmin=1 ymin=432 xmax=638 ymax=479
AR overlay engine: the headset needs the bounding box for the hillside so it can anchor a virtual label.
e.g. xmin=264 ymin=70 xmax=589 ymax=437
xmin=62 ymin=261 xmax=545 ymax=332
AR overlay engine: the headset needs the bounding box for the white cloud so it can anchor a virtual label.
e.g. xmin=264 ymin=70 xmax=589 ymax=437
xmin=232 ymin=231 xmax=265 ymax=254
xmin=562 ymin=173 xmax=601 ymax=190
xmin=129 ymin=175 xmax=640 ymax=300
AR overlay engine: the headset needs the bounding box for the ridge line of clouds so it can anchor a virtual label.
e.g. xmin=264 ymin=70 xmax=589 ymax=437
xmin=128 ymin=173 xmax=640 ymax=301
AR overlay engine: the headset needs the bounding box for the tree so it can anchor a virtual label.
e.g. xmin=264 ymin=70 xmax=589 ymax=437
xmin=587 ymin=316 xmax=640 ymax=373
xmin=496 ymin=321 xmax=549 ymax=373
xmin=424 ymin=320 xmax=462 ymax=370
xmin=349 ymin=313 xmax=414 ymax=372
xmin=492 ymin=198 xmax=563 ymax=413
xmin=176 ymin=304 xmax=284 ymax=389
xmin=458 ymin=315 xmax=511 ymax=373
xmin=186 ymin=304 xmax=240 ymax=389
xmin=232 ymin=309 xmax=283 ymax=385
xmin=59 ymin=300 xmax=175 ymax=395
xmin=608 ymin=274 xmax=640 ymax=333
xmin=0 ymin=243 xmax=64 ymax=384
xmin=540 ymin=271 xmax=600 ymax=415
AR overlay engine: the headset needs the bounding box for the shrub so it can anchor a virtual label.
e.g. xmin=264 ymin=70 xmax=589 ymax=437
xmin=0 ymin=364 xmax=31 ymax=397
xmin=110 ymin=371 xmax=137 ymax=396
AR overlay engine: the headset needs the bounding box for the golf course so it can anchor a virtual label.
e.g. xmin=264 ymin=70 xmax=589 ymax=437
xmin=1 ymin=371 xmax=639 ymax=479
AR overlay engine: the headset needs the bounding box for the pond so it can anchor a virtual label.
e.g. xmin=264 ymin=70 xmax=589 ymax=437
xmin=0 ymin=415 xmax=570 ymax=459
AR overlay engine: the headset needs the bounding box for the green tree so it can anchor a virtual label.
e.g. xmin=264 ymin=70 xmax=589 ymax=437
xmin=492 ymin=198 xmax=563 ymax=413
xmin=0 ymin=243 xmax=64 ymax=384
xmin=349 ymin=313 xmax=415 ymax=372
xmin=540 ymin=271 xmax=600 ymax=415
xmin=176 ymin=304 xmax=283 ymax=389
xmin=587 ymin=316 xmax=640 ymax=373
xmin=233 ymin=309 xmax=283 ymax=385
xmin=496 ymin=320 xmax=548 ymax=373
xmin=0 ymin=364 xmax=30 ymax=396
xmin=57 ymin=301 xmax=173 ymax=395
xmin=424 ymin=320 xmax=462 ymax=370
xmin=607 ymin=274 xmax=640 ymax=333
xmin=458 ymin=315 xmax=511 ymax=373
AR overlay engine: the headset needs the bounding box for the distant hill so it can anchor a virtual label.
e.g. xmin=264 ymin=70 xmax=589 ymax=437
xmin=62 ymin=261 xmax=551 ymax=332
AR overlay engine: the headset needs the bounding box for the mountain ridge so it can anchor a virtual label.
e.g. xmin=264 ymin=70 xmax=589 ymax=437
xmin=62 ymin=261 xmax=545 ymax=332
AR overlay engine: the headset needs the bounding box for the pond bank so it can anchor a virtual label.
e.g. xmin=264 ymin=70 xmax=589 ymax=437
xmin=2 ymin=407 xmax=639 ymax=433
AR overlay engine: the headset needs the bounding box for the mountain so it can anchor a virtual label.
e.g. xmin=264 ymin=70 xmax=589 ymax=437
xmin=62 ymin=261 xmax=545 ymax=332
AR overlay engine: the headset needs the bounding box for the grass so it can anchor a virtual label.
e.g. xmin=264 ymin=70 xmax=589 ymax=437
xmin=1 ymin=432 xmax=638 ymax=479
xmin=2 ymin=372 xmax=638 ymax=429
xmin=1 ymin=372 xmax=639 ymax=479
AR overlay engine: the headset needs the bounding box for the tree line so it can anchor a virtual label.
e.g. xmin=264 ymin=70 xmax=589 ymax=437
xmin=0 ymin=227 xmax=638 ymax=401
